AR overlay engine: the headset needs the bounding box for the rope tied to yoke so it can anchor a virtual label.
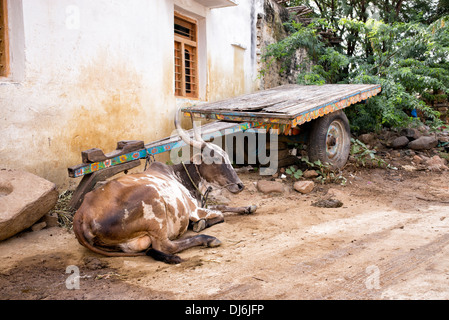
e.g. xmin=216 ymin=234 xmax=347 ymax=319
xmin=144 ymin=151 xmax=156 ymax=171
xmin=181 ymin=161 xmax=212 ymax=208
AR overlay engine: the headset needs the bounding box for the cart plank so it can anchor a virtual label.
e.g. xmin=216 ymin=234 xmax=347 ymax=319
xmin=183 ymin=84 xmax=381 ymax=126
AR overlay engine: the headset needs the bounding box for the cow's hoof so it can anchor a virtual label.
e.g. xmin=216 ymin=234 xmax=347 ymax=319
xmin=244 ymin=205 xmax=257 ymax=215
xmin=207 ymin=238 xmax=222 ymax=248
xmin=193 ymin=219 xmax=206 ymax=233
xmin=166 ymin=255 xmax=183 ymax=264
xmin=146 ymin=248 xmax=183 ymax=264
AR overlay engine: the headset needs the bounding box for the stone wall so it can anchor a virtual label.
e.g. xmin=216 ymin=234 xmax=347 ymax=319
xmin=256 ymin=0 xmax=309 ymax=89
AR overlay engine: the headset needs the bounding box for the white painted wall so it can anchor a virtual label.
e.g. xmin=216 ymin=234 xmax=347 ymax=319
xmin=0 ymin=0 xmax=264 ymax=188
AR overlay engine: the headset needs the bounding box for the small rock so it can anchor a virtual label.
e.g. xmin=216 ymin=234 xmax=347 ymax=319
xmin=358 ymin=133 xmax=376 ymax=146
xmin=417 ymin=125 xmax=430 ymax=134
xmin=400 ymin=128 xmax=421 ymax=141
xmin=408 ymin=136 xmax=438 ymax=150
xmin=425 ymin=155 xmax=448 ymax=171
xmin=294 ymin=181 xmax=315 ymax=194
xmin=402 ymin=165 xmax=416 ymax=172
xmin=31 ymin=221 xmax=47 ymax=232
xmin=41 ymin=212 xmax=60 ymax=228
xmin=312 ymin=199 xmax=343 ymax=208
xmin=390 ymin=150 xmax=401 ymax=158
xmin=303 ymin=170 xmax=319 ymax=179
xmin=257 ymin=180 xmax=284 ymax=194
xmin=391 ymin=136 xmax=410 ymax=149
xmin=412 ymin=155 xmax=423 ymax=164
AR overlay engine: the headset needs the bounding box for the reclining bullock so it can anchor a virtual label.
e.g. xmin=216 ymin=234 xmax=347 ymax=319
xmin=73 ymin=109 xmax=255 ymax=264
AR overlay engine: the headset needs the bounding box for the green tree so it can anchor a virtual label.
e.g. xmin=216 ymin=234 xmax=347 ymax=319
xmin=262 ymin=0 xmax=449 ymax=132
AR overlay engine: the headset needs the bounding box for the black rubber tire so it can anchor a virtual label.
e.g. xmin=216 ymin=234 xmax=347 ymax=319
xmin=307 ymin=110 xmax=351 ymax=170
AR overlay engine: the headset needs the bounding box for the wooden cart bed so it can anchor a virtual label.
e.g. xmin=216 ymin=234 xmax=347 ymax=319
xmin=182 ymin=84 xmax=381 ymax=135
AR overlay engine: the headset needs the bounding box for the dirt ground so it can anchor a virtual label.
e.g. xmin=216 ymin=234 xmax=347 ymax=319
xmin=1 ymin=148 xmax=449 ymax=300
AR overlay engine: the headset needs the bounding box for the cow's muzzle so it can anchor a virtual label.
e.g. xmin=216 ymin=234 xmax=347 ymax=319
xmin=227 ymin=182 xmax=245 ymax=193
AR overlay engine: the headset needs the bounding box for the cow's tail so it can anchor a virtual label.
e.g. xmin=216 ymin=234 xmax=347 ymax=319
xmin=72 ymin=209 xmax=146 ymax=257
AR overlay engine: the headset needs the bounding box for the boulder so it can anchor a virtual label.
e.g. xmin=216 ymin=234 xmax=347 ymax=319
xmin=408 ymin=136 xmax=438 ymax=150
xmin=293 ymin=181 xmax=315 ymax=194
xmin=391 ymin=136 xmax=410 ymax=149
xmin=400 ymin=128 xmax=421 ymax=141
xmin=0 ymin=170 xmax=58 ymax=241
xmin=257 ymin=180 xmax=284 ymax=194
xmin=358 ymin=133 xmax=376 ymax=146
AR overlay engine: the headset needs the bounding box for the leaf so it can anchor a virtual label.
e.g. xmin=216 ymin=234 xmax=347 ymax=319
xmin=294 ymin=170 xmax=303 ymax=179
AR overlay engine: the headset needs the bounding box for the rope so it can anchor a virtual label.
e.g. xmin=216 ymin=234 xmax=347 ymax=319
xmin=202 ymin=186 xmax=213 ymax=208
xmin=144 ymin=152 xmax=155 ymax=171
xmin=180 ymin=161 xmax=239 ymax=208
xmin=181 ymin=161 xmax=210 ymax=208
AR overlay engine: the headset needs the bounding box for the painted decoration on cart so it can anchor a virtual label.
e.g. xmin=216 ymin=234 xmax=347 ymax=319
xmin=291 ymin=85 xmax=382 ymax=127
xmin=184 ymin=85 xmax=382 ymax=130
xmin=70 ymin=122 xmax=254 ymax=178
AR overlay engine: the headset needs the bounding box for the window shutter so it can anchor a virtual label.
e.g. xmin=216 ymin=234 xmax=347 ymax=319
xmin=0 ymin=0 xmax=9 ymax=77
xmin=174 ymin=13 xmax=198 ymax=98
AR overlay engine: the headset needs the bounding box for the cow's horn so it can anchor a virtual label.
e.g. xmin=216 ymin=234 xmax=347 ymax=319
xmin=192 ymin=119 xmax=206 ymax=144
xmin=174 ymin=107 xmax=205 ymax=150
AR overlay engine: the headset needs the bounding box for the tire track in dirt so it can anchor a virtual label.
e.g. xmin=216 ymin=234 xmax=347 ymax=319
xmin=217 ymin=202 xmax=449 ymax=299
xmin=281 ymin=205 xmax=449 ymax=299
xmin=199 ymin=211 xmax=418 ymax=299
xmin=315 ymin=233 xmax=449 ymax=299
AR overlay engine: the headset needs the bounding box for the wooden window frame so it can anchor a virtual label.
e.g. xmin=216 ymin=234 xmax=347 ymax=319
xmin=174 ymin=12 xmax=198 ymax=99
xmin=0 ymin=0 xmax=10 ymax=78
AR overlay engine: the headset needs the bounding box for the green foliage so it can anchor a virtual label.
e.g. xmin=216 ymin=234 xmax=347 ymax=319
xmin=263 ymin=19 xmax=350 ymax=84
xmin=285 ymin=165 xmax=303 ymax=179
xmin=350 ymin=138 xmax=396 ymax=169
xmin=347 ymin=18 xmax=447 ymax=132
xmin=294 ymin=157 xmax=347 ymax=185
xmin=262 ymin=1 xmax=449 ymax=133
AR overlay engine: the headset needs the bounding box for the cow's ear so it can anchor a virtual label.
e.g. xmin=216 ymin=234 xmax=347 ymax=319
xmin=192 ymin=153 xmax=202 ymax=165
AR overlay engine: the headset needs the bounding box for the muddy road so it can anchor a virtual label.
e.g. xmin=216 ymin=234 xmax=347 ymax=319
xmin=1 ymin=163 xmax=449 ymax=300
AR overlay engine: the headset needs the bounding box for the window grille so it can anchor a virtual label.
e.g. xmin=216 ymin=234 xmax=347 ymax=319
xmin=174 ymin=13 xmax=198 ymax=98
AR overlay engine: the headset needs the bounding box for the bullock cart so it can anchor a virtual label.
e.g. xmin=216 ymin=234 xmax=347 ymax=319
xmin=67 ymin=84 xmax=381 ymax=209
xmin=182 ymin=83 xmax=381 ymax=169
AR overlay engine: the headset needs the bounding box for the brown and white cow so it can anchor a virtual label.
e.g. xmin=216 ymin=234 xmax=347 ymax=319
xmin=73 ymin=109 xmax=255 ymax=264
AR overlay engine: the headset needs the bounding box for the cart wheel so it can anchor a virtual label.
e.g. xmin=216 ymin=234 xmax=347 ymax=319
xmin=308 ymin=110 xmax=351 ymax=170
